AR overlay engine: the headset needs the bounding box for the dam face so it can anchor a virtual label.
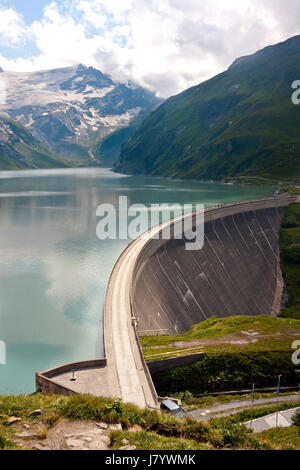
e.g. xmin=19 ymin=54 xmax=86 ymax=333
xmin=132 ymin=199 xmax=292 ymax=335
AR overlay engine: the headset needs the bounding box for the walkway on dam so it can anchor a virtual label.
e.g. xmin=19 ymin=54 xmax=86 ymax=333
xmin=103 ymin=215 xmax=189 ymax=409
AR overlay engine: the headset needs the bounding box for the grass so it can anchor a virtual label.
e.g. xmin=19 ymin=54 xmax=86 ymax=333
xmin=280 ymin=203 xmax=300 ymax=319
xmin=0 ymin=393 xmax=263 ymax=450
xmin=1 ymin=393 xmax=299 ymax=450
xmin=255 ymin=425 xmax=300 ymax=450
xmin=285 ymin=186 xmax=300 ymax=195
xmin=175 ymin=391 xmax=300 ymax=410
xmin=110 ymin=430 xmax=212 ymax=450
xmin=140 ymin=315 xmax=300 ymax=358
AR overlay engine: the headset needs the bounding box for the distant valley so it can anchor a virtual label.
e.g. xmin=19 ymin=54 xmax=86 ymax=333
xmin=0 ymin=115 xmax=67 ymax=170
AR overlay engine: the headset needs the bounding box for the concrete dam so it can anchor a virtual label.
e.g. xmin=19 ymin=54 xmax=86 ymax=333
xmin=132 ymin=196 xmax=295 ymax=335
xmin=36 ymin=195 xmax=296 ymax=408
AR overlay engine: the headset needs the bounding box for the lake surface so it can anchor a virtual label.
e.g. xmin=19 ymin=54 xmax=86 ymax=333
xmin=0 ymin=168 xmax=274 ymax=394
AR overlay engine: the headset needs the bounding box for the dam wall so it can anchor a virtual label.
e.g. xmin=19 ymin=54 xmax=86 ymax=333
xmin=36 ymin=195 xmax=295 ymax=404
xmin=132 ymin=196 xmax=295 ymax=335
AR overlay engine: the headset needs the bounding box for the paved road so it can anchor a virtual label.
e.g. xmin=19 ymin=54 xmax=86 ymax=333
xmin=109 ymin=233 xmax=156 ymax=408
xmin=188 ymin=394 xmax=300 ymax=420
xmin=104 ymin=212 xmax=195 ymax=409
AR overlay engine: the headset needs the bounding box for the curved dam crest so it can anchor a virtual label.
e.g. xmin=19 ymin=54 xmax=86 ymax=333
xmin=36 ymin=195 xmax=296 ymax=408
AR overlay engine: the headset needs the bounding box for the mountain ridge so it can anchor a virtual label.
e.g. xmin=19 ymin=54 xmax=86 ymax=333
xmin=0 ymin=115 xmax=68 ymax=170
xmin=115 ymin=35 xmax=300 ymax=182
xmin=0 ymin=64 xmax=160 ymax=167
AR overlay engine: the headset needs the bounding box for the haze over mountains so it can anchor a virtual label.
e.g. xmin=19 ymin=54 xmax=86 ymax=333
xmin=115 ymin=35 xmax=300 ymax=182
xmin=0 ymin=64 xmax=160 ymax=169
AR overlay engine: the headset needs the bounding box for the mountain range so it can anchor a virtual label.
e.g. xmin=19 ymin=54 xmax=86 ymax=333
xmin=0 ymin=64 xmax=160 ymax=169
xmin=115 ymin=35 xmax=300 ymax=182
xmin=0 ymin=115 xmax=67 ymax=170
xmin=1 ymin=36 xmax=300 ymax=179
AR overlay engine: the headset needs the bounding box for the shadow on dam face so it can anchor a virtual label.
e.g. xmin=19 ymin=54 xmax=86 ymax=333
xmin=132 ymin=200 xmax=292 ymax=335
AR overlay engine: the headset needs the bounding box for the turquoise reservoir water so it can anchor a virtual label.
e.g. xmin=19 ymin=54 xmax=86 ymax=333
xmin=0 ymin=168 xmax=274 ymax=394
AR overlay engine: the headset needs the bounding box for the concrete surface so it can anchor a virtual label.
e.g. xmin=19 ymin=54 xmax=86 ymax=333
xmin=132 ymin=197 xmax=295 ymax=334
xmin=103 ymin=216 xmax=185 ymax=409
xmin=36 ymin=360 xmax=110 ymax=397
xmin=37 ymin=196 xmax=296 ymax=409
xmin=245 ymin=407 xmax=300 ymax=433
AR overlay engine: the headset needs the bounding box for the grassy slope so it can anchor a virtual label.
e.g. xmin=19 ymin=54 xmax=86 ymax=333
xmin=0 ymin=393 xmax=263 ymax=450
xmin=140 ymin=315 xmax=300 ymax=358
xmin=280 ymin=203 xmax=300 ymax=319
xmin=0 ymin=117 xmax=68 ymax=170
xmin=5 ymin=394 xmax=298 ymax=450
xmin=92 ymin=126 xmax=136 ymax=166
xmin=255 ymin=425 xmax=300 ymax=450
xmin=116 ymin=35 xmax=300 ymax=181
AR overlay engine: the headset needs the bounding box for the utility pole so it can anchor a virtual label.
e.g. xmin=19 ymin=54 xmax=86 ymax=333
xmin=275 ymin=375 xmax=282 ymax=428
xmin=250 ymin=383 xmax=255 ymax=430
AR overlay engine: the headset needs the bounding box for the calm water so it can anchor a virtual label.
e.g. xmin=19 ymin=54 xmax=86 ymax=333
xmin=0 ymin=168 xmax=274 ymax=394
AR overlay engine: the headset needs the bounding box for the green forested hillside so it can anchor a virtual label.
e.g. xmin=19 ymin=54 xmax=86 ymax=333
xmin=280 ymin=203 xmax=300 ymax=319
xmin=115 ymin=35 xmax=300 ymax=181
xmin=0 ymin=116 xmax=68 ymax=170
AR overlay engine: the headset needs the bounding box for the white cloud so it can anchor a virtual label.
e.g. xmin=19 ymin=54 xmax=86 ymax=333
xmin=0 ymin=6 xmax=27 ymax=45
xmin=0 ymin=0 xmax=299 ymax=97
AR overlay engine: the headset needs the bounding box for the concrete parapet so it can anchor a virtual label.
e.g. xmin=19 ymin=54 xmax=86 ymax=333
xmin=36 ymin=359 xmax=107 ymax=396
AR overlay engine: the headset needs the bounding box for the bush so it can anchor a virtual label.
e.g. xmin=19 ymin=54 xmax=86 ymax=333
xmin=153 ymin=350 xmax=296 ymax=392
xmin=0 ymin=435 xmax=13 ymax=449
xmin=292 ymin=409 xmax=300 ymax=427
xmin=209 ymin=419 xmax=261 ymax=448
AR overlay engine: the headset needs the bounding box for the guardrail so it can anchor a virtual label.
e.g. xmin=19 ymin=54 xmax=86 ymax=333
xmin=138 ymin=329 xmax=169 ymax=337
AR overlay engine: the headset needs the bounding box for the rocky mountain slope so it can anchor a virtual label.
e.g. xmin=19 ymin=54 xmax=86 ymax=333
xmin=0 ymin=65 xmax=160 ymax=166
xmin=115 ymin=35 xmax=300 ymax=182
xmin=0 ymin=116 xmax=67 ymax=170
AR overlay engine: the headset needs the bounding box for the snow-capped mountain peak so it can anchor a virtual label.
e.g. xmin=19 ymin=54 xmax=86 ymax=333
xmin=0 ymin=65 xmax=160 ymax=162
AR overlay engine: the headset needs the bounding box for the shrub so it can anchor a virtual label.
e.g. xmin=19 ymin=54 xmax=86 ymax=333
xmin=292 ymin=409 xmax=300 ymax=427
xmin=0 ymin=435 xmax=13 ymax=449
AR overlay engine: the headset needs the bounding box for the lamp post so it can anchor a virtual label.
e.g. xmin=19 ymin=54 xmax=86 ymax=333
xmin=70 ymin=369 xmax=77 ymax=382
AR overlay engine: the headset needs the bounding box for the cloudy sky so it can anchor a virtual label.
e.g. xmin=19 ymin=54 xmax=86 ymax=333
xmin=0 ymin=0 xmax=299 ymax=97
